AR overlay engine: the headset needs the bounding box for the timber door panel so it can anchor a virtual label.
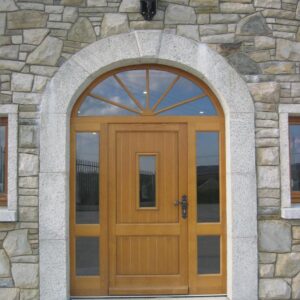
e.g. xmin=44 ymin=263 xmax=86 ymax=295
xmin=108 ymin=124 xmax=188 ymax=295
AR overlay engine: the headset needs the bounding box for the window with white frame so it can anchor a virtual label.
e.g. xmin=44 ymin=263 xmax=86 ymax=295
xmin=0 ymin=105 xmax=18 ymax=222
xmin=279 ymin=104 xmax=300 ymax=219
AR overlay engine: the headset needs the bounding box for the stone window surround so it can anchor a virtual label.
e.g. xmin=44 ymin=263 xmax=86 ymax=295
xmin=39 ymin=31 xmax=257 ymax=300
xmin=0 ymin=105 xmax=18 ymax=222
xmin=279 ymin=104 xmax=300 ymax=219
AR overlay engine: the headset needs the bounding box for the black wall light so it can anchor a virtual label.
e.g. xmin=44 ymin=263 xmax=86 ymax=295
xmin=140 ymin=0 xmax=157 ymax=21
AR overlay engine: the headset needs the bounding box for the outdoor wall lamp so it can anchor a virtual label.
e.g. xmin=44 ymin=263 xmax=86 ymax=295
xmin=140 ymin=0 xmax=157 ymax=21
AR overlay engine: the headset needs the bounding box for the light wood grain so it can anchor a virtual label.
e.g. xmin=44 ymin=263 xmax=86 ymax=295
xmin=70 ymin=64 xmax=226 ymax=296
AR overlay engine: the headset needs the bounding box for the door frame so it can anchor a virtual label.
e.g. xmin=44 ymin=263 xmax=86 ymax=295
xmin=39 ymin=31 xmax=257 ymax=300
xmin=69 ymin=115 xmax=226 ymax=296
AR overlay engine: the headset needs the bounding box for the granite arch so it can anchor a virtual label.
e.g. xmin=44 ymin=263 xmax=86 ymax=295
xmin=39 ymin=30 xmax=257 ymax=300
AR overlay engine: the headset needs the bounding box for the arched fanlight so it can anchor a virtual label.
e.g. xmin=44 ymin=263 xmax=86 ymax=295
xmin=76 ymin=66 xmax=219 ymax=117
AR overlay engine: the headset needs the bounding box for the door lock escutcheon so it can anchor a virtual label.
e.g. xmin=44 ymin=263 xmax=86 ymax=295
xmin=174 ymin=195 xmax=188 ymax=219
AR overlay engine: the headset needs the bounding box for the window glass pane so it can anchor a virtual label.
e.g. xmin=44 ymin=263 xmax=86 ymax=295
xmin=149 ymin=70 xmax=177 ymax=108
xmin=139 ymin=155 xmax=156 ymax=208
xmin=197 ymin=236 xmax=220 ymax=274
xmin=117 ymin=70 xmax=147 ymax=108
xmin=155 ymin=77 xmax=204 ymax=111
xmin=91 ymin=76 xmax=140 ymax=110
xmin=77 ymin=68 xmax=219 ymax=117
xmin=76 ymin=237 xmax=99 ymax=276
xmin=76 ymin=133 xmax=99 ymax=224
xmin=0 ymin=125 xmax=5 ymax=194
xmin=158 ymin=97 xmax=217 ymax=116
xmin=196 ymin=132 xmax=220 ymax=222
xmin=290 ymin=124 xmax=300 ymax=191
xmin=78 ymin=96 xmax=138 ymax=116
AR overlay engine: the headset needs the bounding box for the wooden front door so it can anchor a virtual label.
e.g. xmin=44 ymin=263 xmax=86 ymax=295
xmin=108 ymin=124 xmax=188 ymax=295
xmin=70 ymin=65 xmax=227 ymax=297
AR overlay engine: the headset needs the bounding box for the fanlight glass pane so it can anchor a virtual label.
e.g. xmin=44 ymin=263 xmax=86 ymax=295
xmin=76 ymin=67 xmax=219 ymax=116
xmin=149 ymin=70 xmax=177 ymax=108
xmin=91 ymin=76 xmax=140 ymax=111
xmin=158 ymin=97 xmax=217 ymax=116
xmin=76 ymin=132 xmax=99 ymax=224
xmin=78 ymin=96 xmax=137 ymax=116
xmin=117 ymin=70 xmax=147 ymax=108
xmin=155 ymin=77 xmax=204 ymax=111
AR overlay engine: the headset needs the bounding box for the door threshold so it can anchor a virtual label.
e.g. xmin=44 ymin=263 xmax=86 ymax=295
xmin=71 ymin=295 xmax=228 ymax=300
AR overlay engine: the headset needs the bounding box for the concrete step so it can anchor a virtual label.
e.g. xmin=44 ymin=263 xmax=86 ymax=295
xmin=71 ymin=296 xmax=228 ymax=300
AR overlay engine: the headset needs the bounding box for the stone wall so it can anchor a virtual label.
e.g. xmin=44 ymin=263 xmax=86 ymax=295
xmin=0 ymin=0 xmax=300 ymax=299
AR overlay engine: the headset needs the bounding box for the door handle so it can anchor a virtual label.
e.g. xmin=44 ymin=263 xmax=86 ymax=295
xmin=174 ymin=195 xmax=188 ymax=219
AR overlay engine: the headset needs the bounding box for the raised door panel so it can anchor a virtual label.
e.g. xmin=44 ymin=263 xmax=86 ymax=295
xmin=116 ymin=131 xmax=178 ymax=224
xmin=116 ymin=236 xmax=179 ymax=275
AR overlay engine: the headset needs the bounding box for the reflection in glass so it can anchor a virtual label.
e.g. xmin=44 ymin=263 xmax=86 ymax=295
xmin=76 ymin=68 xmax=219 ymax=117
xmin=118 ymin=70 xmax=147 ymax=108
xmin=149 ymin=70 xmax=177 ymax=108
xmin=139 ymin=155 xmax=156 ymax=207
xmin=78 ymin=96 xmax=138 ymax=116
xmin=0 ymin=125 xmax=5 ymax=194
xmin=196 ymin=132 xmax=220 ymax=222
xmin=91 ymin=76 xmax=140 ymax=111
xmin=155 ymin=77 xmax=204 ymax=111
xmin=159 ymin=97 xmax=217 ymax=116
xmin=76 ymin=133 xmax=99 ymax=224
xmin=76 ymin=237 xmax=99 ymax=276
xmin=197 ymin=236 xmax=220 ymax=274
xmin=290 ymin=124 xmax=300 ymax=191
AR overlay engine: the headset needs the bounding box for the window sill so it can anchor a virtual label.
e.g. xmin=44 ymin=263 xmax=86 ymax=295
xmin=0 ymin=208 xmax=17 ymax=222
xmin=282 ymin=204 xmax=300 ymax=219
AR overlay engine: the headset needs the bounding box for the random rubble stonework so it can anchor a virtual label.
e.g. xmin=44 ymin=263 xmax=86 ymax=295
xmin=0 ymin=0 xmax=300 ymax=299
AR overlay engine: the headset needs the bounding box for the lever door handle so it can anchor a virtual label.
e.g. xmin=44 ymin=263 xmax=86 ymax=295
xmin=174 ymin=194 xmax=188 ymax=219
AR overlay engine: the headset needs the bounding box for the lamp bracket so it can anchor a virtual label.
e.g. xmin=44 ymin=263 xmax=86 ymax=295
xmin=140 ymin=0 xmax=157 ymax=21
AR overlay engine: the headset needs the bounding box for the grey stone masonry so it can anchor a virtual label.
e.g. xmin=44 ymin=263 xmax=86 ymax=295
xmin=0 ymin=0 xmax=300 ymax=299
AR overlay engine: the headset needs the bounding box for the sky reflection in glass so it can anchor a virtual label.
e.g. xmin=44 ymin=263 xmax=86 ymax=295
xmin=91 ymin=76 xmax=140 ymax=110
xmin=149 ymin=70 xmax=177 ymax=108
xmin=118 ymin=70 xmax=147 ymax=108
xmin=78 ymin=96 xmax=137 ymax=116
xmin=155 ymin=77 xmax=204 ymax=110
xmin=159 ymin=97 xmax=217 ymax=116
xmin=77 ymin=68 xmax=217 ymax=116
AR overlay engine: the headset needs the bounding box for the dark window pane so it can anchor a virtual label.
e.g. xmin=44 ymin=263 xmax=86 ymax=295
xmin=76 ymin=237 xmax=99 ymax=276
xmin=0 ymin=125 xmax=5 ymax=194
xmin=197 ymin=236 xmax=220 ymax=274
xmin=139 ymin=155 xmax=156 ymax=208
xmin=196 ymin=132 xmax=220 ymax=223
xmin=76 ymin=133 xmax=99 ymax=224
xmin=290 ymin=124 xmax=300 ymax=191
